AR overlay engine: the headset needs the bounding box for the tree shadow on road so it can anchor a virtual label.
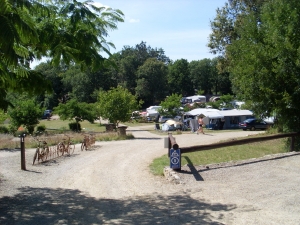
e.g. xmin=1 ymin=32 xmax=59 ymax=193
xmin=0 ymin=187 xmax=236 ymax=224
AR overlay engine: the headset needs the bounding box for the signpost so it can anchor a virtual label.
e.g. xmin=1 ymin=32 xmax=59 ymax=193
xmin=170 ymin=148 xmax=181 ymax=170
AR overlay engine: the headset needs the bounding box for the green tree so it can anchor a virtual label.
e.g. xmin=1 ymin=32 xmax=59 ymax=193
xmin=97 ymin=86 xmax=141 ymax=127
xmin=54 ymin=99 xmax=96 ymax=130
xmin=208 ymin=0 xmax=266 ymax=73
xmin=167 ymin=59 xmax=194 ymax=97
xmin=34 ymin=61 xmax=66 ymax=109
xmin=227 ymin=0 xmax=300 ymax=133
xmin=0 ymin=110 xmax=8 ymax=124
xmin=8 ymin=99 xmax=43 ymax=134
xmin=158 ymin=94 xmax=182 ymax=117
xmin=189 ymin=58 xmax=226 ymax=95
xmin=136 ymin=58 xmax=168 ymax=105
xmin=0 ymin=0 xmax=124 ymax=110
xmin=206 ymin=94 xmax=235 ymax=109
xmin=109 ymin=41 xmax=170 ymax=95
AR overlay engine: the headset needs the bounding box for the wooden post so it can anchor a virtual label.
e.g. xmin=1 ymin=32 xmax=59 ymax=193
xmin=168 ymin=133 xmax=171 ymax=157
xmin=20 ymin=134 xmax=26 ymax=170
xmin=290 ymin=136 xmax=295 ymax=152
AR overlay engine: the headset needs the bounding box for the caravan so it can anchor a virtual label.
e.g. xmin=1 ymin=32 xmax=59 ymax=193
xmin=181 ymin=95 xmax=206 ymax=105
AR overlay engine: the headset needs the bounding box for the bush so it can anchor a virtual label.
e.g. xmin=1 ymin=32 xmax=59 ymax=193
xmin=8 ymin=125 xmax=18 ymax=135
xmin=35 ymin=125 xmax=46 ymax=136
xmin=15 ymin=130 xmax=28 ymax=137
xmin=0 ymin=126 xmax=9 ymax=134
xmin=27 ymin=125 xmax=35 ymax=134
xmin=69 ymin=122 xmax=81 ymax=132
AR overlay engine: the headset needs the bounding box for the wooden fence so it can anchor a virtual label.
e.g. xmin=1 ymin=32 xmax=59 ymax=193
xmin=168 ymin=132 xmax=300 ymax=157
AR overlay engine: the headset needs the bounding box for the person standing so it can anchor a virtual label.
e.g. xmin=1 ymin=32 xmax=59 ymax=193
xmin=196 ymin=116 xmax=205 ymax=134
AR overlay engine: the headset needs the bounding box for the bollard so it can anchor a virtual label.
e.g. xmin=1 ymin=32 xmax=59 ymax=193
xmin=168 ymin=133 xmax=181 ymax=171
xmin=19 ymin=133 xmax=26 ymax=170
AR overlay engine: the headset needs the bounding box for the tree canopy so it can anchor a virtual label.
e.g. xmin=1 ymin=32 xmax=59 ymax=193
xmin=136 ymin=58 xmax=168 ymax=105
xmin=0 ymin=0 xmax=124 ymax=110
xmin=226 ymin=0 xmax=300 ymax=132
xmin=8 ymin=99 xmax=43 ymax=134
xmin=158 ymin=94 xmax=183 ymax=117
xmin=97 ymin=86 xmax=141 ymax=127
xmin=167 ymin=59 xmax=194 ymax=97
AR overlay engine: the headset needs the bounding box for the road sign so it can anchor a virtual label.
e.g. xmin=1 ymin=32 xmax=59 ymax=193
xmin=170 ymin=148 xmax=181 ymax=169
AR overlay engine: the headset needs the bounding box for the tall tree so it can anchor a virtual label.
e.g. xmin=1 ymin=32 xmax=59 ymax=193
xmin=109 ymin=41 xmax=170 ymax=94
xmin=167 ymin=59 xmax=194 ymax=97
xmin=136 ymin=58 xmax=168 ymax=105
xmin=189 ymin=58 xmax=217 ymax=95
xmin=34 ymin=61 xmax=65 ymax=109
xmin=227 ymin=0 xmax=300 ymax=132
xmin=208 ymin=0 xmax=266 ymax=73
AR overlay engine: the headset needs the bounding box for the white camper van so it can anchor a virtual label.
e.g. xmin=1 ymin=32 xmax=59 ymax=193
xmin=181 ymin=95 xmax=206 ymax=104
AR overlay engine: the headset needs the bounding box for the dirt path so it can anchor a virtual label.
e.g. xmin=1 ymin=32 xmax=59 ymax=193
xmin=0 ymin=127 xmax=300 ymax=224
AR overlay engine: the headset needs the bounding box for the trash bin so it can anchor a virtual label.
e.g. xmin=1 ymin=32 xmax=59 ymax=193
xmin=118 ymin=126 xmax=127 ymax=136
xmin=105 ymin=123 xmax=116 ymax=132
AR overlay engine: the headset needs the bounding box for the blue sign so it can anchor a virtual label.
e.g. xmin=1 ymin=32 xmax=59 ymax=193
xmin=170 ymin=148 xmax=181 ymax=169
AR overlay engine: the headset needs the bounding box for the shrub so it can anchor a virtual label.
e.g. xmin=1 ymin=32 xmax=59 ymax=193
xmin=15 ymin=130 xmax=28 ymax=137
xmin=8 ymin=125 xmax=18 ymax=135
xmin=69 ymin=122 xmax=81 ymax=132
xmin=35 ymin=125 xmax=46 ymax=136
xmin=0 ymin=126 xmax=9 ymax=134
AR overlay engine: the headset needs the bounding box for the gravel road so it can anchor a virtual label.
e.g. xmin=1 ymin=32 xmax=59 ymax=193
xmin=0 ymin=126 xmax=300 ymax=225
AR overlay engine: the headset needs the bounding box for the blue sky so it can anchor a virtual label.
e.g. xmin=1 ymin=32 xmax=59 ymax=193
xmin=31 ymin=0 xmax=227 ymax=67
xmin=95 ymin=0 xmax=227 ymax=62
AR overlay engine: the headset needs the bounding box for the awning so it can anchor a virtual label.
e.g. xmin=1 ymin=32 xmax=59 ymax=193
xmin=185 ymin=108 xmax=224 ymax=119
xmin=218 ymin=110 xmax=253 ymax=117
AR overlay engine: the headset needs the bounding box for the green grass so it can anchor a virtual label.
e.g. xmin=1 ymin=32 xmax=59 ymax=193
xmin=0 ymin=117 xmax=135 ymax=149
xmin=150 ymin=137 xmax=289 ymax=176
xmin=39 ymin=119 xmax=106 ymax=132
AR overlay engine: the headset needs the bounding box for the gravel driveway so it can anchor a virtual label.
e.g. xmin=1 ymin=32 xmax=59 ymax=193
xmin=0 ymin=126 xmax=300 ymax=225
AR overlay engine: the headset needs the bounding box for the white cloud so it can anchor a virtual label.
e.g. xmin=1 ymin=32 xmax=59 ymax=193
xmin=92 ymin=2 xmax=109 ymax=8
xmin=128 ymin=18 xmax=140 ymax=23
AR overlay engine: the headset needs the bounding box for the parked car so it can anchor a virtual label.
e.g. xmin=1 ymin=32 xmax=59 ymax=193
xmin=239 ymin=118 xmax=272 ymax=131
xmin=146 ymin=106 xmax=162 ymax=111
xmin=42 ymin=110 xmax=52 ymax=119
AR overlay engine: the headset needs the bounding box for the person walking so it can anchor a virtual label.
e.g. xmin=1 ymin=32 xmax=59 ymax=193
xmin=196 ymin=115 xmax=205 ymax=134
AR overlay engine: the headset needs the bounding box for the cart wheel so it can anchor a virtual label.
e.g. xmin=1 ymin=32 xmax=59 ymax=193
xmin=69 ymin=143 xmax=75 ymax=154
xmin=33 ymin=148 xmax=38 ymax=165
xmin=81 ymin=142 xmax=85 ymax=151
xmin=57 ymin=143 xmax=64 ymax=156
